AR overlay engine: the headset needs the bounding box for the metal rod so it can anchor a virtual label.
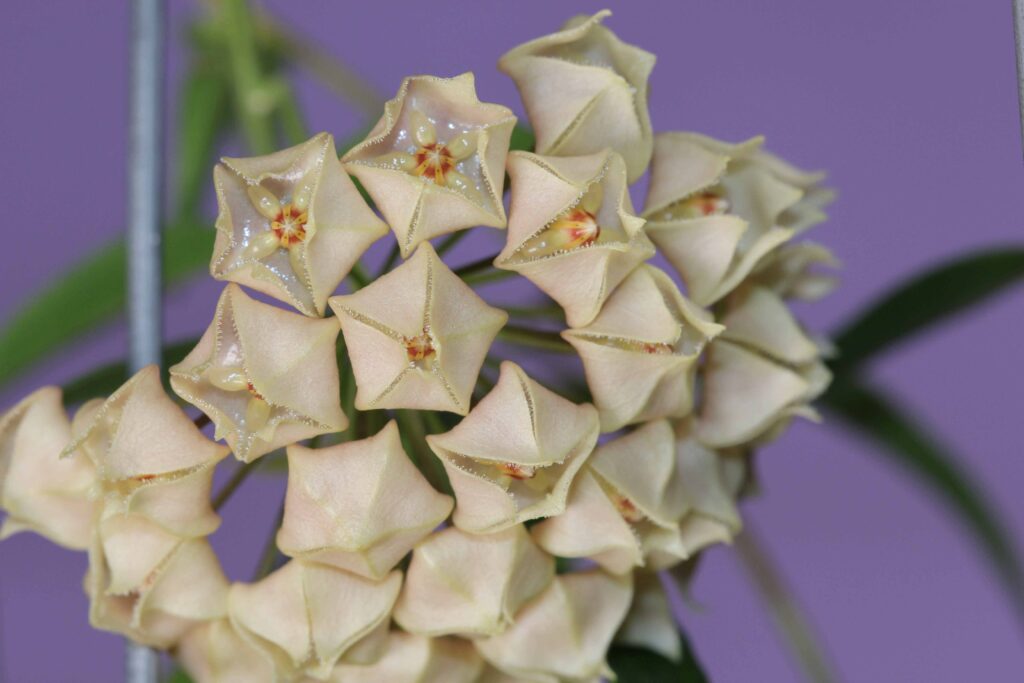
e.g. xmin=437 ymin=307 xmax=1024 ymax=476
xmin=126 ymin=0 xmax=164 ymax=680
xmin=1015 ymin=0 xmax=1024 ymax=160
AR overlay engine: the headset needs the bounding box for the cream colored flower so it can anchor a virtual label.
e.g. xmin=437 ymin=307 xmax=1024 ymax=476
xmin=427 ymin=361 xmax=599 ymax=534
xmin=394 ymin=524 xmax=554 ymax=636
xmin=496 ymin=149 xmax=653 ymax=327
xmin=211 ymin=132 xmax=388 ymax=316
xmin=228 ymin=560 xmax=402 ymax=680
xmin=697 ymin=284 xmax=831 ymax=448
xmin=643 ymin=132 xmax=833 ymax=306
xmin=672 ymin=421 xmax=745 ymax=553
xmin=499 ymin=10 xmax=655 ymax=182
xmin=329 ymin=243 xmax=507 ymax=415
xmin=561 ymin=265 xmax=723 ymax=432
xmin=0 ymin=387 xmax=96 ymax=549
xmin=87 ymin=510 xmax=229 ymax=648
xmin=323 ymin=632 xmax=484 ymax=683
xmin=751 ymin=240 xmax=840 ymax=302
xmin=276 ymin=420 xmax=453 ymax=580
xmin=170 ymin=284 xmax=347 ymax=462
xmin=177 ymin=618 xmax=279 ymax=683
xmin=475 ymin=570 xmax=633 ymax=683
xmin=615 ymin=571 xmax=681 ymax=662
xmin=60 ymin=366 xmax=227 ymax=539
xmin=342 ymin=73 xmax=516 ymax=256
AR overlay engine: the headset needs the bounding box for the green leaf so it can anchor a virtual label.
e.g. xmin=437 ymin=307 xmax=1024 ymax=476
xmin=608 ymin=640 xmax=709 ymax=683
xmin=175 ymin=68 xmax=231 ymax=219
xmin=832 ymin=247 xmax=1024 ymax=372
xmin=61 ymin=337 xmax=199 ymax=405
xmin=165 ymin=669 xmax=194 ymax=683
xmin=823 ymin=378 xmax=1024 ymax=624
xmin=0 ymin=222 xmax=212 ymax=391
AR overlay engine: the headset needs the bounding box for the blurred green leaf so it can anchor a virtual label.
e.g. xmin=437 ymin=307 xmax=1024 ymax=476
xmin=609 ymin=640 xmax=709 ymax=682
xmin=175 ymin=67 xmax=231 ymax=219
xmin=823 ymin=377 xmax=1024 ymax=624
xmin=509 ymin=124 xmax=535 ymax=152
xmin=165 ymin=669 xmax=194 ymax=683
xmin=61 ymin=337 xmax=199 ymax=405
xmin=832 ymin=247 xmax=1024 ymax=372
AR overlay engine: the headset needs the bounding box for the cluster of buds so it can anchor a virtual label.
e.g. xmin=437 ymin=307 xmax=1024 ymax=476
xmin=0 ymin=10 xmax=836 ymax=682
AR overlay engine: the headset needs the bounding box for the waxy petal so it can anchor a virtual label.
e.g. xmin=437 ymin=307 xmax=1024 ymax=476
xmin=562 ymin=266 xmax=723 ymax=431
xmin=212 ymin=133 xmax=387 ymax=316
xmin=499 ymin=10 xmax=655 ymax=182
xmin=615 ymin=572 xmax=681 ymax=662
xmin=0 ymin=387 xmax=96 ymax=549
xmin=719 ymin=285 xmax=820 ymax=366
xmin=329 ymin=243 xmax=507 ymax=415
xmin=178 ymin=618 xmax=278 ymax=683
xmin=497 ymin=150 xmax=653 ymax=327
xmin=277 ymin=421 xmax=453 ymax=580
xmin=171 ymin=284 xmax=347 ymax=462
xmin=751 ymin=241 xmax=840 ymax=301
xmin=324 ymin=632 xmax=484 ymax=683
xmin=427 ymin=361 xmax=599 ymax=533
xmin=228 ymin=560 xmax=402 ymax=681
xmin=395 ymin=525 xmax=554 ymax=636
xmin=475 ymin=570 xmax=632 ymax=683
xmin=343 ymin=73 xmax=516 ymax=256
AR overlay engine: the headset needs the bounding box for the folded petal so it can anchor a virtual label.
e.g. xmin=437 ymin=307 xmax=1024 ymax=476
xmin=178 ymin=618 xmax=278 ymax=683
xmin=325 ymin=632 xmax=483 ymax=683
xmin=277 ymin=421 xmax=453 ymax=580
xmin=615 ymin=571 xmax=681 ymax=662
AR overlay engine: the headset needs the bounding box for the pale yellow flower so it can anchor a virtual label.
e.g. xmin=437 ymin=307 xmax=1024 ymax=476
xmin=177 ymin=618 xmax=279 ymax=683
xmin=561 ymin=265 xmax=723 ymax=432
xmin=276 ymin=420 xmax=453 ymax=580
xmin=87 ymin=510 xmax=229 ymax=648
xmin=475 ymin=570 xmax=633 ymax=683
xmin=322 ymin=632 xmax=484 ymax=683
xmin=228 ymin=560 xmax=402 ymax=680
xmin=427 ymin=361 xmax=599 ymax=533
xmin=499 ymin=10 xmax=655 ymax=182
xmin=394 ymin=524 xmax=554 ymax=637
xmin=211 ymin=133 xmax=388 ymax=316
xmin=329 ymin=243 xmax=507 ymax=415
xmin=615 ymin=571 xmax=681 ymax=662
xmin=0 ymin=387 xmax=96 ymax=549
xmin=170 ymin=284 xmax=347 ymax=463
xmin=342 ymin=73 xmax=516 ymax=256
xmin=643 ymin=132 xmax=833 ymax=306
xmin=751 ymin=240 xmax=840 ymax=302
xmin=496 ymin=149 xmax=653 ymax=327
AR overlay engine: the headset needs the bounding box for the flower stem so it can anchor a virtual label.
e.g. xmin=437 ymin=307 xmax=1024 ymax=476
xmin=452 ymin=253 xmax=498 ymax=280
xmin=212 ymin=458 xmax=262 ymax=511
xmin=253 ymin=497 xmax=286 ymax=580
xmin=435 ymin=230 xmax=470 ymax=257
xmin=378 ymin=244 xmax=402 ymax=278
xmin=497 ymin=324 xmax=574 ymax=354
xmin=221 ymin=0 xmax=276 ymax=154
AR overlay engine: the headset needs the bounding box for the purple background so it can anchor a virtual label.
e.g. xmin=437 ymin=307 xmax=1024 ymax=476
xmin=2 ymin=1 xmax=1023 ymax=681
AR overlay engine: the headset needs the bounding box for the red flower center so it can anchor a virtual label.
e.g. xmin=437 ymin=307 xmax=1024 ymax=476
xmin=413 ymin=142 xmax=455 ymax=185
xmin=271 ymin=203 xmax=308 ymax=246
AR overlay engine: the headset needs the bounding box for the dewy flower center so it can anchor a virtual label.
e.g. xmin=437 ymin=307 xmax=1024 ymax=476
xmin=657 ymin=191 xmax=730 ymax=222
xmin=610 ymin=491 xmax=645 ymax=523
xmin=496 ymin=462 xmax=537 ymax=480
xmin=404 ymin=331 xmax=437 ymax=363
xmin=551 ymin=208 xmax=600 ymax=249
xmin=271 ymin=203 xmax=308 ymax=246
xmin=413 ymin=142 xmax=455 ymax=185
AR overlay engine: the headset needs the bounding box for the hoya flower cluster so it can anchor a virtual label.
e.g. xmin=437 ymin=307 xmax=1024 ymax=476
xmin=0 ymin=10 xmax=836 ymax=682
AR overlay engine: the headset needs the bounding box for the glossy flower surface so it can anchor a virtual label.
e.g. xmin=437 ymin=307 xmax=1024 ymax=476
xmin=330 ymin=243 xmax=507 ymax=415
xmin=562 ymin=265 xmax=723 ymax=432
xmin=170 ymin=284 xmax=346 ymax=462
xmin=211 ymin=133 xmax=387 ymax=316
xmin=499 ymin=10 xmax=655 ymax=182
xmin=277 ymin=421 xmax=453 ymax=580
xmin=496 ymin=149 xmax=653 ymax=327
xmin=0 ymin=387 xmax=96 ymax=549
xmin=343 ymin=73 xmax=516 ymax=256
xmin=394 ymin=524 xmax=554 ymax=636
xmin=428 ymin=361 xmax=599 ymax=533
xmin=228 ymin=560 xmax=402 ymax=680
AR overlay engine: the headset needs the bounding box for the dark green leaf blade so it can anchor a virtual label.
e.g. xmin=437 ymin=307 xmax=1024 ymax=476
xmin=0 ymin=222 xmax=212 ymax=390
xmin=608 ymin=639 xmax=709 ymax=683
xmin=823 ymin=378 xmax=1024 ymax=624
xmin=833 ymin=247 xmax=1024 ymax=372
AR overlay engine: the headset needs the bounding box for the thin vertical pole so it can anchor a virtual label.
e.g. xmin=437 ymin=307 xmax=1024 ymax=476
xmin=1015 ymin=0 xmax=1024 ymax=160
xmin=126 ymin=0 xmax=164 ymax=680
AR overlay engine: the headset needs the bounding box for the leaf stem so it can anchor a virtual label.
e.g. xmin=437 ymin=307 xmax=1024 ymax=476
xmin=497 ymin=324 xmax=574 ymax=354
xmin=221 ymin=0 xmax=276 ymax=154
xmin=212 ymin=458 xmax=262 ymax=511
xmin=452 ymin=253 xmax=498 ymax=280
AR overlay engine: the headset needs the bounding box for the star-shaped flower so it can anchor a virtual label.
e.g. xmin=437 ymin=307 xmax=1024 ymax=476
xmin=60 ymin=366 xmax=228 ymax=539
xmin=643 ymin=132 xmax=833 ymax=306
xmin=698 ymin=285 xmax=831 ymax=448
xmin=394 ymin=524 xmax=554 ymax=637
xmin=178 ymin=618 xmax=277 ymax=683
xmin=86 ymin=510 xmax=229 ymax=648
xmin=0 ymin=387 xmax=97 ymax=549
xmin=499 ymin=10 xmax=656 ymax=182
xmin=562 ymin=265 xmax=723 ymax=432
xmin=276 ymin=421 xmax=453 ymax=580
xmin=329 ymin=243 xmax=507 ymax=415
xmin=211 ymin=133 xmax=388 ymax=316
xmin=228 ymin=560 xmax=402 ymax=681
xmin=475 ymin=570 xmax=633 ymax=683
xmin=326 ymin=632 xmax=484 ymax=683
xmin=342 ymin=73 xmax=516 ymax=256
xmin=496 ymin=149 xmax=653 ymax=327
xmin=426 ymin=361 xmax=599 ymax=534
xmin=170 ymin=284 xmax=347 ymax=462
